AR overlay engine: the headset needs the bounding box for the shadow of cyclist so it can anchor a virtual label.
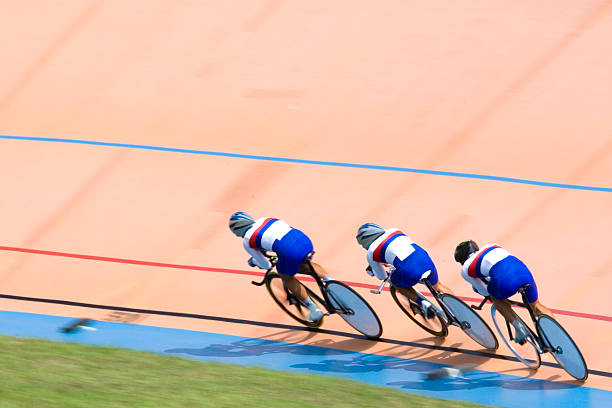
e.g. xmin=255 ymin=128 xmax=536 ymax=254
xmin=388 ymin=372 xmax=578 ymax=391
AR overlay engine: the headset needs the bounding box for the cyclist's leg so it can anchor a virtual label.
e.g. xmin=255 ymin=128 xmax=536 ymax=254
xmin=390 ymin=267 xmax=435 ymax=316
xmin=433 ymin=282 xmax=453 ymax=294
xmin=424 ymin=266 xmax=454 ymax=295
xmin=394 ymin=285 xmax=420 ymax=302
xmin=519 ymin=283 xmax=553 ymax=319
xmin=490 ymin=297 xmax=517 ymax=323
xmin=273 ymin=230 xmax=323 ymax=321
xmin=531 ymin=300 xmax=554 ymax=317
xmin=280 ymin=274 xmax=308 ymax=302
xmin=487 ymin=273 xmax=521 ymax=323
xmin=298 ymin=261 xmax=332 ymax=281
xmin=518 ymin=280 xmax=554 ymax=317
xmin=278 ymin=272 xmax=322 ymax=321
xmin=488 ymin=264 xmax=536 ymax=343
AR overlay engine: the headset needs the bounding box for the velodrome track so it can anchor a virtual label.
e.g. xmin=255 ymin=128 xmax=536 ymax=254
xmin=1 ymin=1 xmax=611 ymax=406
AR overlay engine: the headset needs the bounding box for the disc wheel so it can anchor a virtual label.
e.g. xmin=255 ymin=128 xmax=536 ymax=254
xmin=325 ymin=281 xmax=383 ymax=339
xmin=440 ymin=294 xmax=498 ymax=350
xmin=265 ymin=273 xmax=323 ymax=328
xmin=537 ymin=314 xmax=588 ymax=381
xmin=390 ymin=286 xmax=448 ymax=337
xmin=490 ymin=306 xmax=541 ymax=369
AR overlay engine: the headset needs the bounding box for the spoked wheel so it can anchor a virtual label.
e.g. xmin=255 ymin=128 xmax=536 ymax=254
xmin=440 ymin=294 xmax=498 ymax=350
xmin=325 ymin=281 xmax=383 ymax=339
xmin=390 ymin=286 xmax=448 ymax=337
xmin=265 ymin=273 xmax=323 ymax=328
xmin=537 ymin=315 xmax=588 ymax=381
xmin=491 ymin=306 xmax=541 ymax=369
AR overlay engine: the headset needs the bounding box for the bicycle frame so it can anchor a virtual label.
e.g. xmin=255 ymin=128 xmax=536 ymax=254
xmin=370 ymin=274 xmax=455 ymax=326
xmin=417 ymin=277 xmax=460 ymax=327
xmin=251 ymin=253 xmax=350 ymax=317
xmin=471 ymin=292 xmax=551 ymax=354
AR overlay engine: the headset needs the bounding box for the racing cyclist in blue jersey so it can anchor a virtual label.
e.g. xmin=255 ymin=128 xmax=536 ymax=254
xmin=356 ymin=223 xmax=453 ymax=318
xmin=454 ymin=240 xmax=554 ymax=343
xmin=229 ymin=212 xmax=334 ymax=322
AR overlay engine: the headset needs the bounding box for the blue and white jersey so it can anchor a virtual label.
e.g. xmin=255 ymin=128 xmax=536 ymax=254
xmin=463 ymin=244 xmax=511 ymax=279
xmin=461 ymin=244 xmax=512 ymax=296
xmin=366 ymin=228 xmax=416 ymax=280
xmin=242 ymin=218 xmax=292 ymax=269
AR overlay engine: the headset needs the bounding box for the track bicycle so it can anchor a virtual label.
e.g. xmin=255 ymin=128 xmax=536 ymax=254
xmin=471 ymin=284 xmax=588 ymax=381
xmin=371 ymin=271 xmax=498 ymax=350
xmin=251 ymin=252 xmax=383 ymax=339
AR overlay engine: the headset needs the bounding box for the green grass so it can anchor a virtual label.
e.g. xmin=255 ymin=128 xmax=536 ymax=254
xmin=0 ymin=336 xmax=492 ymax=408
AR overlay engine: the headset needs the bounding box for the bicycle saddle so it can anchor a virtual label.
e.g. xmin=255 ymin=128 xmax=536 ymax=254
xmin=303 ymin=251 xmax=315 ymax=262
xmin=420 ymin=270 xmax=432 ymax=280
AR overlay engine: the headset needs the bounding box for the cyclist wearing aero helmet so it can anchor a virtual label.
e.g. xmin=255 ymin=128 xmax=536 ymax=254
xmin=454 ymin=240 xmax=554 ymax=343
xmin=356 ymin=223 xmax=453 ymax=317
xmin=229 ymin=212 xmax=333 ymax=322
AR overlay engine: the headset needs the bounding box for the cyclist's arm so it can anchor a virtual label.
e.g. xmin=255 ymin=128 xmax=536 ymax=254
xmin=243 ymin=239 xmax=272 ymax=269
xmin=461 ymin=267 xmax=489 ymax=297
xmin=366 ymin=251 xmax=388 ymax=280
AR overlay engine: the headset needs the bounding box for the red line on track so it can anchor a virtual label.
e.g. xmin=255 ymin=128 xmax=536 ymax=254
xmin=1 ymin=245 xmax=610 ymax=323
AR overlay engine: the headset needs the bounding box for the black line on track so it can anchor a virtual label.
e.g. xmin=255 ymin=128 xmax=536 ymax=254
xmin=1 ymin=293 xmax=609 ymax=379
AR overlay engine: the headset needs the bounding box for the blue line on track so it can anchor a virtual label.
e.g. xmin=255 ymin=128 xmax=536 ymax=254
xmin=0 ymin=310 xmax=608 ymax=408
xmin=2 ymin=135 xmax=611 ymax=193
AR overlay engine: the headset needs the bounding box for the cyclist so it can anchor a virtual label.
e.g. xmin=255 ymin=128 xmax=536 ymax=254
xmin=454 ymin=240 xmax=554 ymax=343
xmin=356 ymin=223 xmax=453 ymax=318
xmin=229 ymin=212 xmax=333 ymax=322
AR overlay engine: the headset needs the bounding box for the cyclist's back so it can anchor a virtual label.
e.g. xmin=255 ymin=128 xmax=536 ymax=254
xmin=365 ymin=228 xmax=438 ymax=288
xmin=242 ymin=217 xmax=313 ymax=277
xmin=459 ymin=243 xmax=537 ymax=304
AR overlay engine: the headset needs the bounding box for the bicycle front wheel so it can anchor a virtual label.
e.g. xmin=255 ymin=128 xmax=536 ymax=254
xmin=265 ymin=273 xmax=323 ymax=328
xmin=325 ymin=281 xmax=383 ymax=339
xmin=439 ymin=294 xmax=498 ymax=350
xmin=390 ymin=286 xmax=448 ymax=337
xmin=537 ymin=315 xmax=588 ymax=381
xmin=491 ymin=306 xmax=541 ymax=369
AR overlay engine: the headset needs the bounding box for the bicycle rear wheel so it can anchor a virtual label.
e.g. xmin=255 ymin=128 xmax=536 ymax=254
xmin=325 ymin=281 xmax=382 ymax=339
xmin=265 ymin=273 xmax=323 ymax=328
xmin=390 ymin=286 xmax=448 ymax=337
xmin=491 ymin=306 xmax=541 ymax=369
xmin=439 ymin=294 xmax=498 ymax=350
xmin=537 ymin=315 xmax=588 ymax=381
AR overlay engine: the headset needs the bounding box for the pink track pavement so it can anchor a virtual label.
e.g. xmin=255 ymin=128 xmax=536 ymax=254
xmin=1 ymin=0 xmax=611 ymax=392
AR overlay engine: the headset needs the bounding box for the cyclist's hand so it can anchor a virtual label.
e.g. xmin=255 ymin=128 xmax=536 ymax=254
xmin=366 ymin=265 xmax=374 ymax=277
xmin=247 ymin=258 xmax=257 ymax=268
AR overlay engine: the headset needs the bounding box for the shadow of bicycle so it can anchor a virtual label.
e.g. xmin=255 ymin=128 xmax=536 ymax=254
xmin=291 ymin=354 xmax=437 ymax=374
xmin=387 ymin=372 xmax=579 ymax=391
xmin=165 ymin=330 xmax=353 ymax=358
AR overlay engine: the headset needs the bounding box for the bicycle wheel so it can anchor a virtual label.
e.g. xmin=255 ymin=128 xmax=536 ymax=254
xmin=537 ymin=315 xmax=588 ymax=381
xmin=490 ymin=306 xmax=541 ymax=369
xmin=439 ymin=294 xmax=498 ymax=350
xmin=265 ymin=273 xmax=323 ymax=328
xmin=390 ymin=286 xmax=448 ymax=337
xmin=325 ymin=281 xmax=383 ymax=339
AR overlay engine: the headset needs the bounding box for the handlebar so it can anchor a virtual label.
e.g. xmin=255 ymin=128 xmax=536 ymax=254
xmin=250 ymin=252 xmax=277 ymax=286
xmin=471 ymin=297 xmax=490 ymax=310
xmin=370 ymin=278 xmax=388 ymax=294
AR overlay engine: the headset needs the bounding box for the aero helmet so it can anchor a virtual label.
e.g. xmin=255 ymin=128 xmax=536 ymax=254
xmin=229 ymin=211 xmax=255 ymax=237
xmin=356 ymin=223 xmax=385 ymax=249
xmin=454 ymin=240 xmax=479 ymax=264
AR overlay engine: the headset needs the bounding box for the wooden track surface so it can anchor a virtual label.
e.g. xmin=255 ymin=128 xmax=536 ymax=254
xmin=1 ymin=0 xmax=611 ymax=390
